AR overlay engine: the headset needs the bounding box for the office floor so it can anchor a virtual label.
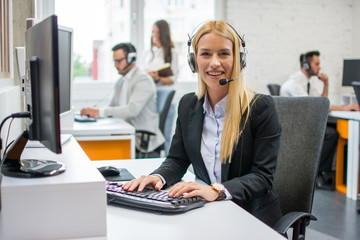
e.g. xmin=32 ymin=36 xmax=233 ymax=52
xmin=306 ymin=189 xmax=360 ymax=240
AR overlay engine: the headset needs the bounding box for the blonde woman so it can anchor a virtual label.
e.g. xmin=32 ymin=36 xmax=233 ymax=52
xmin=123 ymin=21 xmax=282 ymax=227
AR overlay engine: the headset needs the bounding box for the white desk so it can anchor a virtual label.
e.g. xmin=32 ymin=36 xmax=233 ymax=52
xmin=62 ymin=118 xmax=136 ymax=160
xmin=0 ymin=137 xmax=107 ymax=240
xmin=329 ymin=111 xmax=360 ymax=200
xmin=93 ymin=159 xmax=286 ymax=240
xmin=1 ymin=147 xmax=285 ymax=240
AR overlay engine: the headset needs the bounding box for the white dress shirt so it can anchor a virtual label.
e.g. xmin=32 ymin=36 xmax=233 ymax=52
xmin=201 ymin=94 xmax=232 ymax=199
xmin=201 ymin=94 xmax=227 ymax=183
xmin=156 ymin=93 xmax=232 ymax=199
xmin=280 ymin=70 xmax=323 ymax=97
xmin=140 ymin=46 xmax=179 ymax=85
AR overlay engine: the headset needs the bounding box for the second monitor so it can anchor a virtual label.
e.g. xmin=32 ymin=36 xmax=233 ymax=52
xmin=342 ymin=59 xmax=360 ymax=87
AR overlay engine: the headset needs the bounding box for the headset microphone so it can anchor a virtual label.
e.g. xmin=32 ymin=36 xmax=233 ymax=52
xmin=219 ymin=72 xmax=243 ymax=85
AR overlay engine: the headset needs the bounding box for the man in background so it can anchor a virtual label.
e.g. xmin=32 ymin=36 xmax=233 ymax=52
xmin=280 ymin=50 xmax=359 ymax=189
xmin=81 ymin=42 xmax=164 ymax=157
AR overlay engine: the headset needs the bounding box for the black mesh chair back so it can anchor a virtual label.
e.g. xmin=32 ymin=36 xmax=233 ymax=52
xmin=272 ymin=96 xmax=329 ymax=240
xmin=267 ymin=84 xmax=281 ymax=96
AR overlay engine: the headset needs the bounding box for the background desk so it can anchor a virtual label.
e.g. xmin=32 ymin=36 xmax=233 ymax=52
xmin=93 ymin=159 xmax=286 ymax=240
xmin=329 ymin=111 xmax=360 ymax=200
xmin=62 ymin=118 xmax=135 ymax=160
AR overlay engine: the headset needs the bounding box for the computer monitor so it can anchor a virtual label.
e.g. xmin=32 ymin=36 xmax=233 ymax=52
xmin=1 ymin=15 xmax=65 ymax=178
xmin=14 ymin=26 xmax=73 ymax=116
xmin=58 ymin=25 xmax=73 ymax=115
xmin=58 ymin=25 xmax=74 ymax=129
xmin=352 ymin=82 xmax=360 ymax=105
xmin=342 ymin=59 xmax=360 ymax=86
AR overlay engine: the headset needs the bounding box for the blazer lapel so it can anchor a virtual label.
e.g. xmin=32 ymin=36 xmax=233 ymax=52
xmin=221 ymin=162 xmax=230 ymax=182
xmin=187 ymin=98 xmax=211 ymax=184
xmin=221 ymin=111 xmax=247 ymax=182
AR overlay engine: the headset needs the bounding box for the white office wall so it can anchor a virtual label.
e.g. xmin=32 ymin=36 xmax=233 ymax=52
xmin=226 ymin=0 xmax=359 ymax=105
xmin=0 ymin=0 xmax=34 ymax=154
xmin=353 ymin=0 xmax=360 ymax=56
xmin=0 ymin=86 xmax=22 ymax=157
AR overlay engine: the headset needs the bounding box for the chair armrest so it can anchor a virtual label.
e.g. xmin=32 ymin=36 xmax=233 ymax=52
xmin=136 ymin=130 xmax=156 ymax=151
xmin=135 ymin=130 xmax=156 ymax=136
xmin=273 ymin=211 xmax=317 ymax=235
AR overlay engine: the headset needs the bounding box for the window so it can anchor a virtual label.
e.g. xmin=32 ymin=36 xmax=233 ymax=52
xmin=143 ymin=0 xmax=215 ymax=82
xmin=55 ymin=0 xmax=216 ymax=83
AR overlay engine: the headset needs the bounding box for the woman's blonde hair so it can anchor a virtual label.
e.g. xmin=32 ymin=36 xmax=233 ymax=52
xmin=192 ymin=21 xmax=256 ymax=163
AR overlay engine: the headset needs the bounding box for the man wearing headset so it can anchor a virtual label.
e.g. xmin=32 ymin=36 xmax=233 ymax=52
xmin=280 ymin=51 xmax=359 ymax=190
xmin=81 ymin=42 xmax=165 ymax=157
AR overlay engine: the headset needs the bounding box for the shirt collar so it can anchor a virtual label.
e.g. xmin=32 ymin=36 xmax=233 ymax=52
xmin=151 ymin=45 xmax=162 ymax=52
xmin=299 ymin=69 xmax=310 ymax=80
xmin=203 ymin=92 xmax=228 ymax=118
xmin=122 ymin=66 xmax=137 ymax=81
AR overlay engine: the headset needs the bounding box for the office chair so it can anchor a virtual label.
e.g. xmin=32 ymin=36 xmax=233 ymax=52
xmin=136 ymin=89 xmax=176 ymax=158
xmin=272 ymin=96 xmax=329 ymax=240
xmin=267 ymin=84 xmax=281 ymax=96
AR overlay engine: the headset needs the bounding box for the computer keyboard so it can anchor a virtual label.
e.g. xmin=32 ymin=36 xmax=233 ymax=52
xmin=106 ymin=181 xmax=205 ymax=213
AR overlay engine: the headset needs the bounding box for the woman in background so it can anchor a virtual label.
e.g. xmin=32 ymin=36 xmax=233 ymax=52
xmin=141 ymin=19 xmax=178 ymax=85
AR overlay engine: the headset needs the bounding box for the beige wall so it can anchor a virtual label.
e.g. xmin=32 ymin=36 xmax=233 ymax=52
xmin=353 ymin=0 xmax=360 ymax=57
xmin=0 ymin=0 xmax=35 ymax=150
xmin=12 ymin=0 xmax=35 ymax=85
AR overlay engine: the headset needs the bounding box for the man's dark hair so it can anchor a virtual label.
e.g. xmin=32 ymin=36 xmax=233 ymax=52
xmin=112 ymin=42 xmax=137 ymax=55
xmin=300 ymin=50 xmax=320 ymax=67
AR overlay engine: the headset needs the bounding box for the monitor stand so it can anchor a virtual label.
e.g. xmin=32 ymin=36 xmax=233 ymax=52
xmin=1 ymin=131 xmax=65 ymax=178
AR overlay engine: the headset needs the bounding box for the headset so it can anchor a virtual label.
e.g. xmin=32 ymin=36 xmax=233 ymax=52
xmin=301 ymin=54 xmax=311 ymax=72
xmin=301 ymin=51 xmax=320 ymax=73
xmin=123 ymin=42 xmax=137 ymax=65
xmin=187 ymin=21 xmax=247 ymax=73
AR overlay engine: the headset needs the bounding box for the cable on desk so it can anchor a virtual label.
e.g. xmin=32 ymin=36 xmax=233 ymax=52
xmin=0 ymin=112 xmax=31 ymax=163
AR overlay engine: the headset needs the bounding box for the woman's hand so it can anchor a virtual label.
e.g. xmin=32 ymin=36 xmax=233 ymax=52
xmin=147 ymin=71 xmax=160 ymax=82
xmin=168 ymin=181 xmax=219 ymax=202
xmin=122 ymin=175 xmax=164 ymax=192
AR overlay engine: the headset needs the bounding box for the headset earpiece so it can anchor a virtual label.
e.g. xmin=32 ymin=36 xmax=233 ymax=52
xmin=187 ymin=52 xmax=196 ymax=73
xmin=303 ymin=62 xmax=310 ymax=71
xmin=187 ymin=38 xmax=197 ymax=73
xmin=240 ymin=52 xmax=246 ymax=69
xmin=123 ymin=43 xmax=137 ymax=64
xmin=127 ymin=52 xmax=137 ymax=64
xmin=302 ymin=54 xmax=310 ymax=71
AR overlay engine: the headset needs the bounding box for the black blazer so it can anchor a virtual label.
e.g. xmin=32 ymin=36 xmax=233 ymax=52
xmin=152 ymin=93 xmax=283 ymax=227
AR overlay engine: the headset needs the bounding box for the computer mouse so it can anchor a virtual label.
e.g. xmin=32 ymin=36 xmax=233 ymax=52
xmin=97 ymin=166 xmax=120 ymax=177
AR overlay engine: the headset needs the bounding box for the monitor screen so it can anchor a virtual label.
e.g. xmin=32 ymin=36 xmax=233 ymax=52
xmin=342 ymin=59 xmax=360 ymax=86
xmin=58 ymin=26 xmax=73 ymax=115
xmin=24 ymin=15 xmax=61 ymax=154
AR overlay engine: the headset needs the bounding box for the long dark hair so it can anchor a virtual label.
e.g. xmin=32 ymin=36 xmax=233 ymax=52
xmin=151 ymin=20 xmax=174 ymax=63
